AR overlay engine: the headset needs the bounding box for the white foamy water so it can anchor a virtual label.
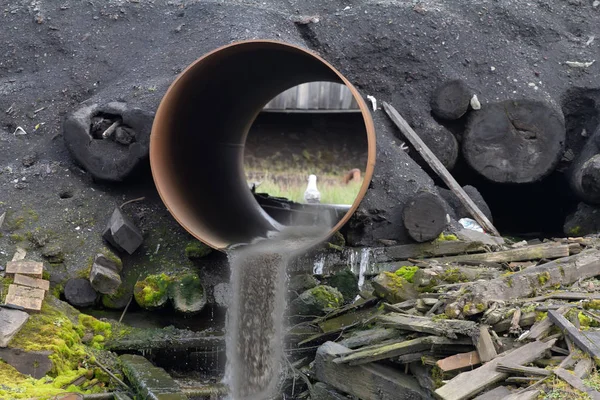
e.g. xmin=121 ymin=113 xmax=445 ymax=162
xmin=223 ymin=226 xmax=329 ymax=400
xmin=313 ymin=254 xmax=325 ymax=275
xmin=357 ymin=247 xmax=371 ymax=291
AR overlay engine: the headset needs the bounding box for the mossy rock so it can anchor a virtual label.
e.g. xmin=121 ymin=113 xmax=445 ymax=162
xmin=328 ymin=231 xmax=346 ymax=247
xmin=169 ymin=273 xmax=206 ymax=314
xmin=42 ymin=243 xmax=65 ymax=264
xmin=288 ymin=274 xmax=319 ymax=297
xmin=101 ymin=284 xmax=133 ymax=310
xmin=372 ymin=272 xmax=418 ymax=304
xmin=133 ymin=273 xmax=171 ymax=309
xmin=323 ymin=269 xmax=358 ymax=303
xmin=185 ymin=241 xmax=212 ymax=260
xmin=0 ymin=296 xmax=113 ymax=399
xmin=290 ymin=285 xmax=344 ymax=316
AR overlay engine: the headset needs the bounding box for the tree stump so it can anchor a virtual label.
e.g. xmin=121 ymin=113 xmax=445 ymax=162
xmin=431 ymin=80 xmax=473 ymax=120
xmin=462 ymin=99 xmax=565 ymax=183
xmin=403 ymin=191 xmax=448 ymax=242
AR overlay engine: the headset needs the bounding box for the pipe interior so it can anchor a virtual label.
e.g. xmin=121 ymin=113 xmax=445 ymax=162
xmin=151 ymin=41 xmax=375 ymax=250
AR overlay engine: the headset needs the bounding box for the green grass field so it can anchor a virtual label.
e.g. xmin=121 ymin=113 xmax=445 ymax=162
xmin=246 ymin=170 xmax=363 ymax=205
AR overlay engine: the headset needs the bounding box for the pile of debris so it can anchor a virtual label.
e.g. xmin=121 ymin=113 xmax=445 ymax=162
xmin=284 ymin=235 xmax=600 ymax=400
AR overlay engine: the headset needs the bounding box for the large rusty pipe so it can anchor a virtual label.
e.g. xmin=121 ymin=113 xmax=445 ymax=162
xmin=150 ymin=40 xmax=376 ymax=250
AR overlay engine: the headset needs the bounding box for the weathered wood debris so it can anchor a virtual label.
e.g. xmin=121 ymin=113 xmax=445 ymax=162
xmin=286 ymin=235 xmax=600 ymax=400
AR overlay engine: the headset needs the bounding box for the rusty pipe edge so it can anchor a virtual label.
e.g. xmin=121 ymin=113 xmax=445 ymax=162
xmin=150 ymin=40 xmax=376 ymax=251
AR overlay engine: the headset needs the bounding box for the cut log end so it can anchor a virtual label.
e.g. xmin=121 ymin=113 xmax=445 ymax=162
xmin=431 ymin=79 xmax=472 ymax=120
xmin=463 ymin=99 xmax=565 ymax=184
xmin=403 ymin=191 xmax=448 ymax=242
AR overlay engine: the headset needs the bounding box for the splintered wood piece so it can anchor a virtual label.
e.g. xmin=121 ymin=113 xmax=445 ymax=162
xmin=505 ymin=389 xmax=542 ymax=400
xmin=382 ymin=101 xmax=500 ymax=236
xmin=434 ymin=339 xmax=556 ymax=400
xmin=475 ymin=325 xmax=498 ymax=362
xmin=5 ymin=284 xmax=45 ymax=311
xmin=548 ymin=310 xmax=600 ymax=360
xmin=555 ymin=367 xmax=600 ymax=400
xmin=5 ymin=260 xmax=43 ymax=278
xmin=437 ymin=351 xmax=481 ymax=372
xmin=13 ymin=274 xmax=50 ymax=291
xmin=429 ymin=243 xmax=570 ymax=264
xmin=574 ymin=358 xmax=594 ymax=379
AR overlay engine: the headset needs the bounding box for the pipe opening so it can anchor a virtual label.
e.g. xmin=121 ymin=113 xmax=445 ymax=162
xmin=150 ymin=41 xmax=376 ymax=250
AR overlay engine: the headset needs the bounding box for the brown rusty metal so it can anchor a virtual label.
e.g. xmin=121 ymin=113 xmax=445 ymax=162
xmin=150 ymin=40 xmax=376 ymax=250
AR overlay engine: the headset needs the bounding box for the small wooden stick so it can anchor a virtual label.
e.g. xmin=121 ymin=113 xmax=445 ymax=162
xmin=119 ymin=295 xmax=134 ymax=324
xmin=92 ymin=359 xmax=130 ymax=391
xmin=382 ymin=102 xmax=500 ymax=236
xmin=120 ymin=197 xmax=145 ymax=209
xmin=101 ymin=121 xmax=120 ymax=139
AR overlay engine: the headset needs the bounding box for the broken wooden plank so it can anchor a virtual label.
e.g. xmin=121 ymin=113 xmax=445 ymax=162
xmin=5 ymin=260 xmax=43 ymax=278
xmin=339 ymin=328 xmax=402 ymax=349
xmin=505 ymin=377 xmax=542 ymax=384
xmin=519 ymin=291 xmax=600 ymax=303
xmin=473 ymin=386 xmax=512 ymax=400
xmin=463 ymin=250 xmax=600 ymax=304
xmin=555 ymin=367 xmax=600 ymax=400
xmin=434 ymin=339 xmax=556 ymax=400
xmin=382 ymin=101 xmax=500 ymax=236
xmin=378 ymin=312 xmax=478 ymax=339
xmin=315 ymin=341 xmax=429 ymax=400
xmin=548 ymin=310 xmax=600 ymax=360
xmin=375 ymin=240 xmax=488 ymax=263
xmin=492 ymin=312 xmax=537 ymax=333
xmin=429 ymin=243 xmax=570 ymax=264
xmin=475 ymin=325 xmax=498 ymax=362
xmin=333 ymin=335 xmax=473 ymax=366
xmin=437 ymin=351 xmax=481 ymax=372
xmin=574 ymin=358 xmax=594 ymax=379
xmin=11 ymin=248 xmax=26 ymax=261
xmin=5 ymin=284 xmax=45 ymax=311
xmin=13 ymin=274 xmax=50 ymax=291
xmin=496 ymin=363 xmax=551 ymax=376
xmin=505 ymin=390 xmax=542 ymax=400
xmin=520 ymin=317 xmax=553 ymax=341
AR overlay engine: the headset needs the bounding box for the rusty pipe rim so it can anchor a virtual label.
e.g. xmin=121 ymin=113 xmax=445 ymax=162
xmin=150 ymin=40 xmax=376 ymax=251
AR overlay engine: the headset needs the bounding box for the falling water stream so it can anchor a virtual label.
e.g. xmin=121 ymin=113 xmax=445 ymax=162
xmin=224 ymin=226 xmax=329 ymax=400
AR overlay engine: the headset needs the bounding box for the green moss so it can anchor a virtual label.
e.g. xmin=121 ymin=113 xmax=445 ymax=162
xmin=578 ymin=312 xmax=600 ymax=328
xmin=328 ymin=231 xmax=346 ymax=247
xmin=383 ymin=271 xmax=408 ymax=289
xmin=0 ymin=276 xmax=14 ymax=303
xmin=101 ymin=283 xmax=131 ymax=309
xmin=432 ymin=314 xmax=449 ymax=321
xmin=558 ymin=264 xmax=565 ymax=277
xmin=42 ymin=270 xmax=51 ymax=280
xmin=394 ymin=266 xmax=419 ymax=283
xmin=440 ymin=268 xmax=469 ymax=284
xmin=568 ymin=225 xmax=582 ymax=236
xmin=505 ymin=276 xmax=513 ymax=288
xmin=431 ymin=365 xmax=445 ymax=389
xmin=538 ymin=271 xmax=551 ymax=286
xmin=134 ymin=273 xmax=172 ymax=309
xmin=1 ymin=301 xmax=113 ymax=398
xmin=185 ymin=241 xmax=213 ymax=259
xmin=172 ymin=273 xmax=203 ymax=304
xmin=51 ymin=283 xmax=64 ymax=299
xmin=9 ymin=233 xmax=26 ymax=242
xmin=536 ymin=311 xmax=548 ymax=322
xmin=436 ymin=233 xmax=458 ymax=242
xmin=311 ymin=285 xmax=343 ymax=309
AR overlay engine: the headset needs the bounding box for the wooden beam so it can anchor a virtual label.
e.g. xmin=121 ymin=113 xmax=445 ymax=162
xmin=574 ymin=358 xmax=594 ymax=379
xmin=475 ymin=325 xmax=498 ymax=362
xmin=333 ymin=335 xmax=473 ymax=366
xmin=437 ymin=351 xmax=481 ymax=372
xmin=496 ymin=363 xmax=551 ymax=376
xmin=382 ymin=101 xmax=500 ymax=236
xmin=555 ymin=367 xmax=600 ymax=400
xmin=548 ymin=310 xmax=600 ymax=360
xmin=378 ymin=312 xmax=478 ymax=339
xmin=434 ymin=339 xmax=556 ymax=400
xmin=473 ymin=386 xmax=511 ymax=400
xmin=376 ymin=240 xmax=488 ymax=263
xmin=5 ymin=284 xmax=44 ymax=311
xmin=429 ymin=243 xmax=570 ymax=264
xmin=315 ymin=341 xmax=428 ymax=400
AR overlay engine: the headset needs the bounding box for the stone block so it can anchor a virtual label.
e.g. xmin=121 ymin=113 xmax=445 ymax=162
xmin=0 ymin=307 xmax=29 ymax=347
xmin=104 ymin=208 xmax=143 ymax=254
xmin=89 ymin=262 xmax=122 ymax=295
xmin=0 ymin=347 xmax=53 ymax=378
xmin=5 ymin=260 xmax=43 ymax=278
xmin=119 ymin=354 xmax=187 ymax=400
xmin=64 ymin=278 xmax=98 ymax=308
xmin=13 ymin=274 xmax=50 ymax=291
xmin=5 ymin=284 xmax=44 ymax=311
